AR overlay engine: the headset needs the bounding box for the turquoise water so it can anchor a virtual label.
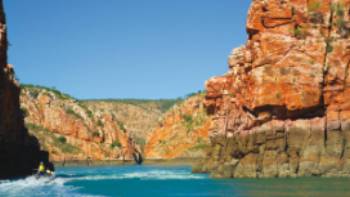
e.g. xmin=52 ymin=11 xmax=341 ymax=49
xmin=1 ymin=165 xmax=350 ymax=197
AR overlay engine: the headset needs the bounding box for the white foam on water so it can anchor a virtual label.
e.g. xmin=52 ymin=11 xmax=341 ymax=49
xmin=0 ymin=176 xmax=101 ymax=197
xmin=0 ymin=168 xmax=205 ymax=196
xmin=65 ymin=169 xmax=206 ymax=182
xmin=121 ymin=169 xmax=205 ymax=180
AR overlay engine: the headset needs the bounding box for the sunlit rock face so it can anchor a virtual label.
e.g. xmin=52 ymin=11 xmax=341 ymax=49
xmin=144 ymin=94 xmax=211 ymax=160
xmin=198 ymin=0 xmax=350 ymax=178
xmin=20 ymin=86 xmax=142 ymax=162
xmin=0 ymin=1 xmax=52 ymax=179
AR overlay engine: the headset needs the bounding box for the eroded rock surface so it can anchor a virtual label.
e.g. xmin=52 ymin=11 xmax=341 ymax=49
xmin=197 ymin=0 xmax=350 ymax=178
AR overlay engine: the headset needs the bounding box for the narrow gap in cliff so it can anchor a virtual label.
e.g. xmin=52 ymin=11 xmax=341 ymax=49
xmin=344 ymin=60 xmax=350 ymax=89
xmin=295 ymin=150 xmax=300 ymax=175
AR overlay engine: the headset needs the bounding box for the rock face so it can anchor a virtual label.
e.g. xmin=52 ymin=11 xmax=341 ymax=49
xmin=20 ymin=86 xmax=178 ymax=162
xmin=0 ymin=2 xmax=51 ymax=179
xmin=83 ymin=99 xmax=177 ymax=149
xmin=145 ymin=94 xmax=211 ymax=159
xmin=20 ymin=85 xmax=142 ymax=162
xmin=21 ymin=85 xmax=210 ymax=161
xmin=198 ymin=0 xmax=350 ymax=178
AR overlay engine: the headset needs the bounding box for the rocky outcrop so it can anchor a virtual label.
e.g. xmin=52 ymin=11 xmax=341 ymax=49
xmin=0 ymin=1 xmax=51 ymax=179
xmin=197 ymin=0 xmax=350 ymax=178
xmin=145 ymin=94 xmax=211 ymax=159
xmin=20 ymin=85 xmax=141 ymax=162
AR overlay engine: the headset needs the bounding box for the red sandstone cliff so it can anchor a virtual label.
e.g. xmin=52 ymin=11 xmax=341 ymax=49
xmin=20 ymin=85 xmax=142 ymax=162
xmin=197 ymin=0 xmax=350 ymax=178
xmin=0 ymin=1 xmax=51 ymax=179
xmin=144 ymin=94 xmax=211 ymax=159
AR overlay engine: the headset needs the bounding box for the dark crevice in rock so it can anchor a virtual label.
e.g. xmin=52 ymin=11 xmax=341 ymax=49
xmin=344 ymin=60 xmax=350 ymax=89
xmin=251 ymin=104 xmax=325 ymax=120
xmin=340 ymin=136 xmax=346 ymax=160
xmin=247 ymin=28 xmax=259 ymax=39
xmin=261 ymin=17 xmax=294 ymax=28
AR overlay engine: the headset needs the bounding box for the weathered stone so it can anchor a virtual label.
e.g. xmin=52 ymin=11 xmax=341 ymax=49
xmin=199 ymin=0 xmax=350 ymax=178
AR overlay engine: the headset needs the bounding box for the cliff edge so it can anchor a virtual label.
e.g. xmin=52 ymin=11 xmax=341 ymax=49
xmin=197 ymin=0 xmax=350 ymax=178
xmin=0 ymin=1 xmax=51 ymax=179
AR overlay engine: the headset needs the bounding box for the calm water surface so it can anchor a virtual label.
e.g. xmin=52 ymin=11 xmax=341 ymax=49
xmin=0 ymin=165 xmax=349 ymax=197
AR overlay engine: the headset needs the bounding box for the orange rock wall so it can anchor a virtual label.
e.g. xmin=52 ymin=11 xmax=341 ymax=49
xmin=20 ymin=87 xmax=141 ymax=162
xmin=199 ymin=0 xmax=350 ymax=178
xmin=144 ymin=95 xmax=211 ymax=159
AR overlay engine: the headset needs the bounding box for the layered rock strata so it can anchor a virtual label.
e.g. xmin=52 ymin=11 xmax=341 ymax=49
xmin=198 ymin=0 xmax=350 ymax=178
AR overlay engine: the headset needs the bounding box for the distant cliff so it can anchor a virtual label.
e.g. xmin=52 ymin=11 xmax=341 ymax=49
xmin=20 ymin=84 xmax=211 ymax=162
xmin=0 ymin=1 xmax=51 ymax=179
xmin=83 ymin=98 xmax=178 ymax=150
xmin=196 ymin=0 xmax=350 ymax=178
xmin=20 ymin=85 xmax=179 ymax=162
xmin=145 ymin=94 xmax=211 ymax=159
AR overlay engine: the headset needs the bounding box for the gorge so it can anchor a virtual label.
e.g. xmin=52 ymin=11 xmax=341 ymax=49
xmin=3 ymin=0 xmax=350 ymax=181
xmin=20 ymin=85 xmax=210 ymax=164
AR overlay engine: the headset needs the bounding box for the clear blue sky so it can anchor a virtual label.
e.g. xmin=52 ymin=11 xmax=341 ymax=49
xmin=4 ymin=0 xmax=251 ymax=99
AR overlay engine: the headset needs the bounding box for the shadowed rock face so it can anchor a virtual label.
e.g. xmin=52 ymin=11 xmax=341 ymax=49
xmin=0 ymin=1 xmax=52 ymax=179
xmin=197 ymin=0 xmax=350 ymax=178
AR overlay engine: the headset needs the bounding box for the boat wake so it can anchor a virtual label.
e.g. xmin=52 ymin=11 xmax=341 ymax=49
xmin=62 ymin=169 xmax=205 ymax=181
xmin=0 ymin=175 xmax=95 ymax=197
xmin=0 ymin=167 xmax=206 ymax=197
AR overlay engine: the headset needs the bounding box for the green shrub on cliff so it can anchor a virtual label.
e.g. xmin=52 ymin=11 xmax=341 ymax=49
xmin=110 ymin=140 xmax=121 ymax=149
xmin=293 ymin=26 xmax=305 ymax=38
xmin=97 ymin=119 xmax=104 ymax=127
xmin=117 ymin=120 xmax=127 ymax=133
xmin=65 ymin=107 xmax=83 ymax=120
xmin=182 ymin=110 xmax=207 ymax=133
xmin=332 ymin=2 xmax=345 ymax=17
xmin=326 ymin=39 xmax=334 ymax=53
xmin=92 ymin=131 xmax=100 ymax=137
xmin=308 ymin=1 xmax=321 ymax=12
xmin=86 ymin=110 xmax=94 ymax=118
xmin=20 ymin=107 xmax=29 ymax=117
xmin=21 ymin=84 xmax=74 ymax=100
xmin=54 ymin=135 xmax=80 ymax=153
xmin=183 ymin=114 xmax=194 ymax=132
xmin=26 ymin=123 xmax=53 ymax=133
xmin=57 ymin=136 xmax=67 ymax=144
xmin=190 ymin=138 xmax=210 ymax=151
xmin=82 ymin=98 xmax=181 ymax=113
